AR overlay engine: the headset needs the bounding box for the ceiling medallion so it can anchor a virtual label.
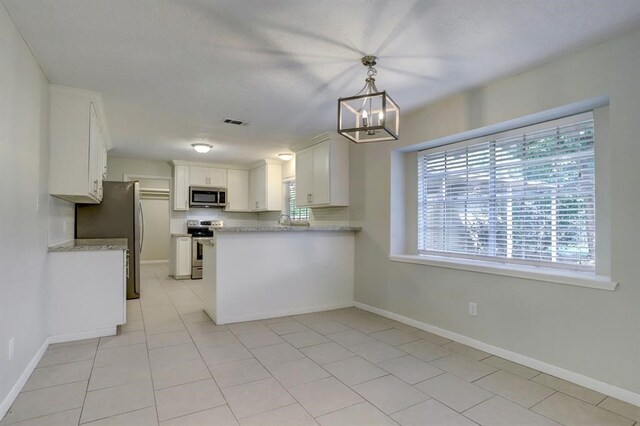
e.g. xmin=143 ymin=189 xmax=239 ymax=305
xmin=338 ymin=55 xmax=400 ymax=143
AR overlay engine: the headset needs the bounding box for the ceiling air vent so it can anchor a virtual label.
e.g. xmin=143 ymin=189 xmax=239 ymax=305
xmin=223 ymin=118 xmax=250 ymax=126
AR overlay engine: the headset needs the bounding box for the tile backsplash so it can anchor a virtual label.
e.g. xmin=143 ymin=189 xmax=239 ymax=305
xmin=48 ymin=196 xmax=74 ymax=245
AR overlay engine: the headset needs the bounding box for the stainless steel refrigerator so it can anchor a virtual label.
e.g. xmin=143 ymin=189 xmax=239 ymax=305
xmin=76 ymin=181 xmax=142 ymax=299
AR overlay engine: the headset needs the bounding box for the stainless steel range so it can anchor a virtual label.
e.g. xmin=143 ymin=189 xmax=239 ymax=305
xmin=187 ymin=219 xmax=223 ymax=279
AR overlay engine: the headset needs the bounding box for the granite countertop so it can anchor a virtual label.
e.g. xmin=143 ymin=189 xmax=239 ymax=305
xmin=171 ymin=233 xmax=191 ymax=237
xmin=211 ymin=225 xmax=362 ymax=232
xmin=48 ymin=238 xmax=128 ymax=252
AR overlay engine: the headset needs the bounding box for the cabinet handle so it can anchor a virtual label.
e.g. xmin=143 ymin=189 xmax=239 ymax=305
xmin=255 ymin=201 xmax=259 ymax=209
xmin=94 ymin=180 xmax=98 ymax=192
xmin=125 ymin=249 xmax=130 ymax=279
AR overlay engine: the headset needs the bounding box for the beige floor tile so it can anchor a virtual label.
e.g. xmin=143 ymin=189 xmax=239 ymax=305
xmin=93 ymin=343 xmax=148 ymax=368
xmin=317 ymin=401 xmax=396 ymax=426
xmin=353 ymin=375 xmax=428 ymax=415
xmin=22 ymin=359 xmax=93 ymax=391
xmin=2 ymin=381 xmax=87 ymax=424
xmin=155 ymin=378 xmax=226 ymax=421
xmin=349 ymin=341 xmax=405 ymax=364
xmin=237 ymin=330 xmax=285 ymax=349
xmin=48 ymin=338 xmax=99 ymax=350
xmin=160 ymin=405 xmax=238 ymax=426
xmin=120 ymin=320 xmax=145 ymax=333
xmin=261 ymin=316 xmax=294 ymax=325
xmin=282 ymin=330 xmax=330 ymax=348
xmin=599 ymin=397 xmax=640 ymax=422
xmin=240 ymin=403 xmax=316 ymax=426
xmin=210 ymin=358 xmax=272 ymax=389
xmin=201 ymin=343 xmax=254 ymax=367
xmin=291 ymin=312 xmax=331 ymax=326
xmin=127 ymin=310 xmax=144 ymax=321
xmin=184 ymin=320 xmax=227 ymax=335
xmin=431 ymin=353 xmax=498 ymax=382
xmin=127 ymin=300 xmax=141 ymax=312
xmin=221 ymin=377 xmax=295 ymax=419
xmin=465 ymin=396 xmax=560 ymax=426
xmin=392 ymin=399 xmax=477 ymax=426
xmin=142 ymin=307 xmax=179 ymax=323
xmin=146 ymin=330 xmax=193 ymax=350
xmin=326 ymin=330 xmax=376 ymax=348
xmin=532 ymin=392 xmax=634 ymax=426
xmin=397 ymin=339 xmax=452 ymax=362
xmin=37 ymin=343 xmax=97 ymax=368
xmin=149 ymin=343 xmax=201 ymax=367
xmin=99 ymin=331 xmax=146 ymax=349
xmin=267 ymin=358 xmax=330 ymax=388
xmin=370 ymin=328 xmax=421 ymax=346
xmin=151 ymin=358 xmax=211 ymax=390
xmin=1 ymin=408 xmax=81 ymax=426
xmin=412 ymin=330 xmax=452 ymax=346
xmin=145 ymin=318 xmax=186 ymax=335
xmin=192 ymin=330 xmax=239 ymax=349
xmin=415 ymin=373 xmax=493 ymax=412
xmin=228 ymin=321 xmax=270 ymax=335
xmin=443 ymin=342 xmax=492 ymax=360
xmin=80 ymin=379 xmax=155 ymax=423
xmin=84 ymin=407 xmax=158 ymax=425
xmin=482 ymin=356 xmax=540 ymax=379
xmin=307 ymin=320 xmax=351 ymax=336
xmin=250 ymin=343 xmax=305 ymax=366
xmin=323 ymin=357 xmax=387 ymax=386
xmin=475 ymin=370 xmax=555 ymax=408
xmin=289 ymin=377 xmax=364 ymax=417
xmin=266 ymin=320 xmax=310 ymax=335
xmin=88 ymin=358 xmax=151 ymax=391
xmin=531 ymin=373 xmax=606 ymax=405
xmin=179 ymin=310 xmax=212 ymax=324
xmin=378 ymin=355 xmax=444 ymax=384
xmin=348 ymin=319 xmax=393 ymax=334
xmin=300 ymin=342 xmax=356 ymax=365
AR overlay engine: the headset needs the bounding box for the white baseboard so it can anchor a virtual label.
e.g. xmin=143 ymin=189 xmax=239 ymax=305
xmin=0 ymin=337 xmax=50 ymax=420
xmin=355 ymin=302 xmax=640 ymax=407
xmin=140 ymin=260 xmax=168 ymax=265
xmin=49 ymin=327 xmax=117 ymax=344
xmin=212 ymin=302 xmax=354 ymax=325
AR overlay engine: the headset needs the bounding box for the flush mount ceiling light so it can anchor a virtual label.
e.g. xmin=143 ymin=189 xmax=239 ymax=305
xmin=192 ymin=143 xmax=212 ymax=154
xmin=278 ymin=153 xmax=294 ymax=161
xmin=338 ymin=55 xmax=400 ymax=143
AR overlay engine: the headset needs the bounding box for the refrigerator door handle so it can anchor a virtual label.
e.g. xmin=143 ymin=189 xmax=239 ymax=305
xmin=139 ymin=200 xmax=145 ymax=254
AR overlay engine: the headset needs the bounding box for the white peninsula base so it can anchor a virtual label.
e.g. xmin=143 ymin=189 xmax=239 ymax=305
xmin=202 ymin=228 xmax=358 ymax=324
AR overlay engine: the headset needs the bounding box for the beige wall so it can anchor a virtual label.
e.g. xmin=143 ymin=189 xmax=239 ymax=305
xmin=106 ymin=156 xmax=171 ymax=181
xmin=350 ymin=28 xmax=640 ymax=396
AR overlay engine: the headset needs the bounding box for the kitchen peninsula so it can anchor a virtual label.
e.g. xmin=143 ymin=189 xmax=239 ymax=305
xmin=201 ymin=226 xmax=360 ymax=324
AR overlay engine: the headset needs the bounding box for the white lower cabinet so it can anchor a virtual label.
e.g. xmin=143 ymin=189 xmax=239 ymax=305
xmin=170 ymin=235 xmax=192 ymax=279
xmin=48 ymin=250 xmax=126 ymax=341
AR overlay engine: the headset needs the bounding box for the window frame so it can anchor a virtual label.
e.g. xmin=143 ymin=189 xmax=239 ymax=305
xmin=283 ymin=177 xmax=310 ymax=222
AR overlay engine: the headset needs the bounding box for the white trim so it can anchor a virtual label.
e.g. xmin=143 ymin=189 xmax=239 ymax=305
xmin=355 ymin=301 xmax=640 ymax=407
xmin=48 ymin=327 xmax=117 ymax=344
xmin=208 ymin=302 xmax=354 ymax=325
xmin=0 ymin=337 xmax=50 ymax=420
xmin=390 ymin=254 xmax=617 ymax=291
xmin=140 ymin=260 xmax=168 ymax=265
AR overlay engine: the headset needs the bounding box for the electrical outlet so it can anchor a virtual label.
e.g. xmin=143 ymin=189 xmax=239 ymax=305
xmin=468 ymin=302 xmax=478 ymax=317
xmin=8 ymin=338 xmax=14 ymax=360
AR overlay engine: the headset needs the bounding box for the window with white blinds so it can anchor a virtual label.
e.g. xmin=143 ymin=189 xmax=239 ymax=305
xmin=283 ymin=179 xmax=310 ymax=221
xmin=418 ymin=112 xmax=595 ymax=271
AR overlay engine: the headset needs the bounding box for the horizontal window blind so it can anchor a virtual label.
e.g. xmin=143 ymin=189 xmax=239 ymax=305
xmin=284 ymin=179 xmax=310 ymax=221
xmin=418 ymin=113 xmax=595 ymax=271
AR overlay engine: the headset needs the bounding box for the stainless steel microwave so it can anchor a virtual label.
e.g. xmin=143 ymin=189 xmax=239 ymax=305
xmin=189 ymin=186 xmax=226 ymax=208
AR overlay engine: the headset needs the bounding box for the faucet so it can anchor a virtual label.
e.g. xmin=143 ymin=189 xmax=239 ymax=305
xmin=278 ymin=214 xmax=292 ymax=226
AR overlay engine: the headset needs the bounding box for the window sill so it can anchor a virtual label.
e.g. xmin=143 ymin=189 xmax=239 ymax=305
xmin=389 ymin=254 xmax=617 ymax=291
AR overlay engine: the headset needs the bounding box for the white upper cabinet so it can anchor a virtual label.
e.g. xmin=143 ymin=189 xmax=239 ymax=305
xmin=249 ymin=161 xmax=282 ymax=211
xmin=49 ymin=85 xmax=110 ymax=204
xmin=173 ymin=165 xmax=190 ymax=211
xmin=189 ymin=166 xmax=227 ymax=187
xmin=295 ymin=133 xmax=349 ymax=207
xmin=226 ymin=169 xmax=250 ymax=212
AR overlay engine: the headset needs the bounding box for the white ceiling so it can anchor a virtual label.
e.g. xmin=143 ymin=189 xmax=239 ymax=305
xmin=4 ymin=0 xmax=640 ymax=165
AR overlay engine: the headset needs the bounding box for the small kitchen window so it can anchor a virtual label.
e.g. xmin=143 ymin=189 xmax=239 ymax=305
xmin=283 ymin=179 xmax=310 ymax=221
xmin=417 ymin=112 xmax=596 ymax=272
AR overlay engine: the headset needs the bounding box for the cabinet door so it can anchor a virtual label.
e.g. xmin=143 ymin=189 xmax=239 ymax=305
xmin=249 ymin=166 xmax=266 ymax=210
xmin=189 ymin=167 xmax=209 ymax=186
xmin=312 ymin=141 xmax=330 ymax=205
xmin=208 ymin=168 xmax=227 ymax=187
xmin=89 ymin=103 xmax=101 ymax=200
xmin=295 ymin=148 xmax=314 ymax=207
xmin=173 ymin=165 xmax=189 ymax=210
xmin=226 ymin=170 xmax=249 ymax=211
xmin=176 ymin=237 xmax=192 ymax=276
xmin=102 ymin=145 xmax=108 ymax=179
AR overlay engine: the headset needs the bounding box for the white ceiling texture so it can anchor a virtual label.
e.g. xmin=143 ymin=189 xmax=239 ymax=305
xmin=4 ymin=0 xmax=640 ymax=165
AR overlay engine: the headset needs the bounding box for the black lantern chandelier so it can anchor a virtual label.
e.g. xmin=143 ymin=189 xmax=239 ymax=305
xmin=338 ymin=56 xmax=400 ymax=143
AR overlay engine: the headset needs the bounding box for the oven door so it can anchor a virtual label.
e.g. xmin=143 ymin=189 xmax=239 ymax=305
xmin=191 ymin=238 xmax=206 ymax=279
xmin=189 ymin=187 xmax=219 ymax=207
